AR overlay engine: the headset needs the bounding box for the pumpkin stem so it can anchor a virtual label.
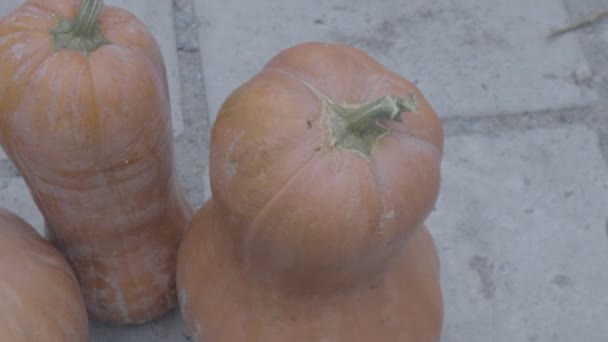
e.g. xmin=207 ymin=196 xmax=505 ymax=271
xmin=343 ymin=94 xmax=416 ymax=135
xmin=52 ymin=0 xmax=109 ymax=54
xmin=327 ymin=93 xmax=417 ymax=156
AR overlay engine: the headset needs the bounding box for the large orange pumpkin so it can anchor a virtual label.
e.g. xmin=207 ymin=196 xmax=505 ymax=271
xmin=179 ymin=42 xmax=444 ymax=341
xmin=0 ymin=0 xmax=192 ymax=324
xmin=0 ymin=208 xmax=89 ymax=341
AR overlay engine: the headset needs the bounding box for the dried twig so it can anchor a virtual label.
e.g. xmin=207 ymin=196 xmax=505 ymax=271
xmin=548 ymin=8 xmax=608 ymax=40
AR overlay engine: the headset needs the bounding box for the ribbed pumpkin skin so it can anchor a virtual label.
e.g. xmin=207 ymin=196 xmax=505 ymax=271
xmin=179 ymin=42 xmax=444 ymax=341
xmin=178 ymin=201 xmax=443 ymax=342
xmin=209 ymin=42 xmax=443 ymax=289
xmin=0 ymin=208 xmax=89 ymax=342
xmin=0 ymin=0 xmax=192 ymax=324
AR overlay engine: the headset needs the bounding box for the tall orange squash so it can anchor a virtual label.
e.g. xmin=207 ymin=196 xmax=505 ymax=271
xmin=0 ymin=0 xmax=192 ymax=324
xmin=178 ymin=42 xmax=444 ymax=341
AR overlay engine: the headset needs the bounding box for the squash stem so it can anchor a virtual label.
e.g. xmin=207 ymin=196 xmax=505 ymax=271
xmin=72 ymin=0 xmax=104 ymax=38
xmin=343 ymin=94 xmax=416 ymax=136
xmin=327 ymin=93 xmax=416 ymax=156
xmin=52 ymin=0 xmax=109 ymax=54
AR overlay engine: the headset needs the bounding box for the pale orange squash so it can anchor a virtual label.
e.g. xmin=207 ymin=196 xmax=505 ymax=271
xmin=178 ymin=42 xmax=444 ymax=341
xmin=0 ymin=208 xmax=89 ymax=341
xmin=0 ymin=0 xmax=192 ymax=324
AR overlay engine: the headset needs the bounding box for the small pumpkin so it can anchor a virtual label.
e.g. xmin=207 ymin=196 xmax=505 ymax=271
xmin=179 ymin=42 xmax=444 ymax=341
xmin=0 ymin=0 xmax=192 ymax=324
xmin=0 ymin=208 xmax=89 ymax=341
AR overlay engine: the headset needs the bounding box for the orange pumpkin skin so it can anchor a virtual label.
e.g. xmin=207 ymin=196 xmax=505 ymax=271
xmin=180 ymin=42 xmax=444 ymax=340
xmin=0 ymin=208 xmax=89 ymax=341
xmin=178 ymin=201 xmax=443 ymax=342
xmin=209 ymin=42 xmax=443 ymax=290
xmin=0 ymin=0 xmax=192 ymax=324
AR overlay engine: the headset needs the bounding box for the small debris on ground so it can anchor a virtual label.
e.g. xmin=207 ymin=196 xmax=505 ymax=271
xmin=548 ymin=8 xmax=608 ymax=40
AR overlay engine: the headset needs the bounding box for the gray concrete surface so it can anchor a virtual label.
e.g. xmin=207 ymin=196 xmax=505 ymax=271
xmin=194 ymin=0 xmax=598 ymax=122
xmin=1 ymin=0 xmax=608 ymax=341
xmin=427 ymin=125 xmax=608 ymax=342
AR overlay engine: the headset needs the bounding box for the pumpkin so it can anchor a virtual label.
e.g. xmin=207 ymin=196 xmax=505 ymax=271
xmin=178 ymin=42 xmax=444 ymax=341
xmin=0 ymin=0 xmax=192 ymax=324
xmin=0 ymin=208 xmax=89 ymax=341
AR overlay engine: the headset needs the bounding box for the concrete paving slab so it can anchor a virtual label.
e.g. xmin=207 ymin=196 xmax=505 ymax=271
xmin=0 ymin=2 xmax=19 ymax=17
xmin=426 ymin=125 xmax=608 ymax=342
xmin=0 ymin=176 xmax=44 ymax=233
xmin=0 ymin=0 xmax=184 ymax=164
xmin=561 ymin=0 xmax=608 ymax=94
xmin=195 ymin=0 xmax=597 ymax=123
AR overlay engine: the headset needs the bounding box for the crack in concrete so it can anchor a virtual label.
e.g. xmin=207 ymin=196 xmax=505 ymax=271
xmin=171 ymin=0 xmax=211 ymax=208
xmin=442 ymin=104 xmax=608 ymax=166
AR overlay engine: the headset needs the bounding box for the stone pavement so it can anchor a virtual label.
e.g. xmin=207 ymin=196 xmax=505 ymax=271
xmin=1 ymin=0 xmax=607 ymax=341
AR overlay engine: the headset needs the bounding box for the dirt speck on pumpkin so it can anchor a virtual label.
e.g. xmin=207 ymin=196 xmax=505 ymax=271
xmin=376 ymin=210 xmax=395 ymax=239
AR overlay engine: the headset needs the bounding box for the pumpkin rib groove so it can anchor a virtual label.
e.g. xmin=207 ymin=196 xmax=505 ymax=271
xmin=10 ymin=141 xmax=50 ymax=225
xmin=26 ymin=2 xmax=63 ymax=19
xmin=390 ymin=130 xmax=443 ymax=162
xmin=0 ymin=34 xmax=52 ymax=155
xmin=0 ymin=4 xmax=56 ymax=32
xmin=270 ymin=43 xmax=401 ymax=106
xmin=331 ymin=43 xmax=378 ymax=76
xmin=86 ymin=45 xmax=177 ymax=322
xmin=0 ymin=30 xmax=42 ymax=44
xmin=333 ymin=44 xmax=418 ymax=96
xmin=4 ymin=50 xmax=55 ymax=139
xmin=89 ymin=54 xmax=152 ymax=322
xmin=12 ymin=141 xmax=53 ymax=225
xmin=264 ymin=67 xmax=332 ymax=104
xmin=380 ymin=109 xmax=443 ymax=155
xmin=256 ymin=68 xmax=331 ymax=124
xmin=97 ymin=8 xmax=167 ymax=73
xmin=366 ymin=158 xmax=390 ymax=230
xmin=120 ymin=115 xmax=164 ymax=162
xmin=244 ymin=152 xmax=318 ymax=258
xmin=89 ymin=46 xmax=167 ymax=170
xmin=370 ymin=136 xmax=440 ymax=235
xmin=91 ymin=162 xmax=137 ymax=322
xmin=106 ymin=43 xmax=164 ymax=81
xmin=83 ymin=55 xmax=107 ymax=317
xmin=0 ymin=33 xmax=18 ymax=48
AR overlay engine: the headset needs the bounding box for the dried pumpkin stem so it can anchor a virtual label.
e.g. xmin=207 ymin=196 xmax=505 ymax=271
xmin=52 ymin=0 xmax=109 ymax=54
xmin=73 ymin=0 xmax=104 ymax=38
xmin=328 ymin=93 xmax=417 ymax=156
xmin=343 ymin=94 xmax=416 ymax=135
